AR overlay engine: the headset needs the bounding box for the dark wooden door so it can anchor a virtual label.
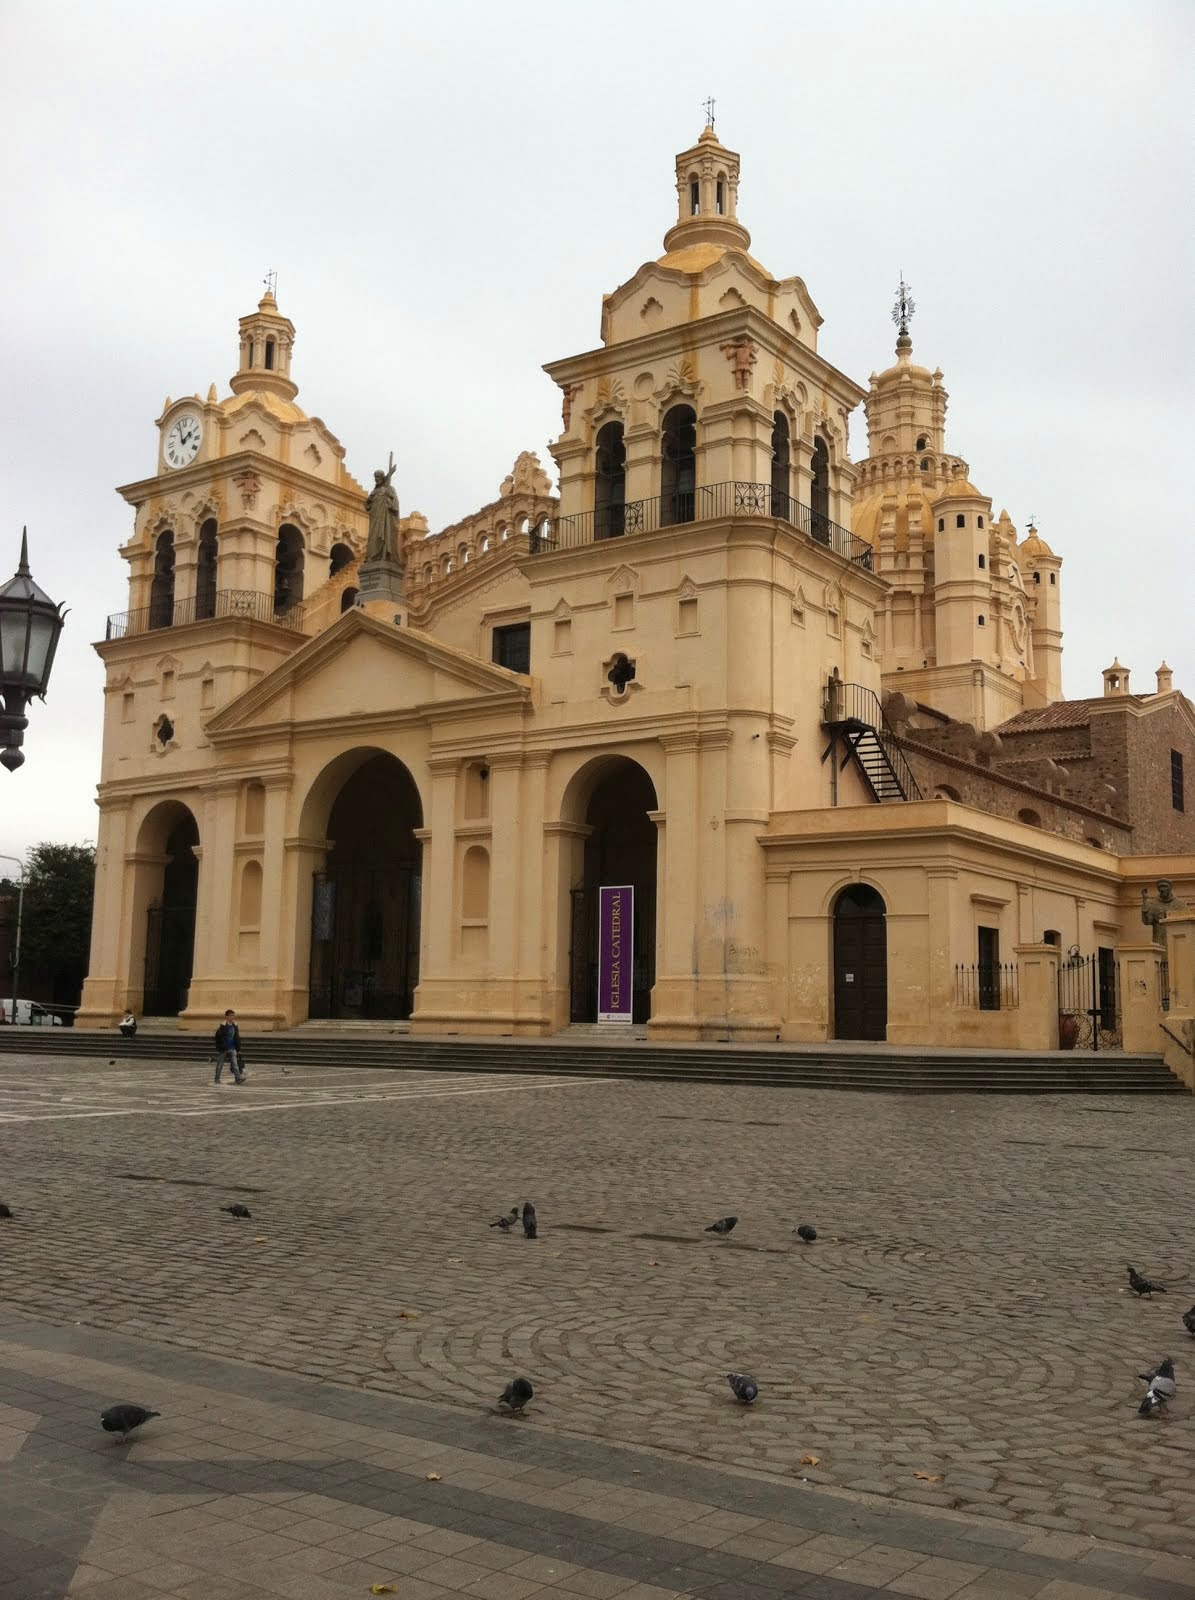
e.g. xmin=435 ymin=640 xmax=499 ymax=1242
xmin=833 ymin=886 xmax=887 ymax=1041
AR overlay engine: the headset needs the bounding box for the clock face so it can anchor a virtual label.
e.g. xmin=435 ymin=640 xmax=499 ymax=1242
xmin=164 ymin=413 xmax=202 ymax=470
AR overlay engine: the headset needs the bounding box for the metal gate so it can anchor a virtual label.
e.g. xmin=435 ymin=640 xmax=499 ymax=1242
xmin=143 ymin=902 xmax=196 ymax=1017
xmin=308 ymin=865 xmax=420 ymax=1020
xmin=1057 ymin=949 xmax=1122 ymax=1050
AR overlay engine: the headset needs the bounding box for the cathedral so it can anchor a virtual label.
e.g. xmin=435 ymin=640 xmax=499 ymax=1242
xmin=78 ymin=124 xmax=1195 ymax=1048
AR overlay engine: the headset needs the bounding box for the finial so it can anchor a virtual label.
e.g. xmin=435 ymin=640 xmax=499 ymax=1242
xmin=702 ymin=95 xmax=716 ymax=131
xmin=1027 ymin=513 xmax=1037 ymax=532
xmin=17 ymin=526 xmax=29 ymax=575
xmin=892 ymin=273 xmax=915 ymax=338
xmin=263 ymin=268 xmax=278 ymax=298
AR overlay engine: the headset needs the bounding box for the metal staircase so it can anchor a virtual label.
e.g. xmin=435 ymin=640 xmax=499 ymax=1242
xmin=821 ymin=679 xmax=921 ymax=803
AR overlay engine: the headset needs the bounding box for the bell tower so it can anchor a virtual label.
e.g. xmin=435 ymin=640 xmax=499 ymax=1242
xmin=662 ymin=118 xmax=751 ymax=256
xmin=230 ymin=285 xmax=298 ymax=403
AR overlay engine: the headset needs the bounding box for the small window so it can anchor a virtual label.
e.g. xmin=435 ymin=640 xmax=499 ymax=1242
xmin=200 ymin=677 xmax=215 ymax=709
xmin=553 ymin=617 xmax=572 ymax=654
xmin=1173 ymin=750 xmax=1185 ymax=813
xmin=1017 ymin=808 xmax=1041 ymax=827
xmin=1049 ymin=573 xmax=1056 ymax=585
xmin=264 ymin=338 xmax=275 ymax=370
xmin=978 ymin=614 xmax=985 ymax=626
xmin=677 ymin=596 xmax=698 ymax=634
xmin=715 ymin=179 xmax=724 ymax=214
xmin=613 ymin=593 xmax=634 ymax=629
xmin=121 ymin=691 xmax=135 ymax=723
xmin=919 ymin=459 xmax=929 ymax=472
xmin=1043 ymin=928 xmax=1061 ymax=946
xmin=916 ymin=436 xmax=927 ymax=452
xmin=340 ymin=586 xmax=358 ymax=612
xmin=792 ymin=602 xmax=805 ymax=627
xmin=977 ymin=515 xmax=984 ymax=528
xmin=161 ymin=669 xmax=175 ymax=699
xmin=937 ymin=518 xmax=944 ymax=532
xmin=690 ymin=178 xmax=700 ymax=214
xmin=1033 ymin=571 xmax=1040 ymax=585
xmin=978 ymin=554 xmax=986 ymax=569
xmin=956 ymin=514 xmax=966 ymax=528
xmin=492 ymin=622 xmax=530 ymax=674
xmin=247 ymin=341 xmax=255 ymax=367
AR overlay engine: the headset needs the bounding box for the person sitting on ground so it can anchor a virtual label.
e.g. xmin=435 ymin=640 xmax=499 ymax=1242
xmin=213 ymin=1009 xmax=246 ymax=1085
xmin=118 ymin=1010 xmax=137 ymax=1040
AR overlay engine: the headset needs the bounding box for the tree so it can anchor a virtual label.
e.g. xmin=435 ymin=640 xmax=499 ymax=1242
xmin=13 ymin=843 xmax=96 ymax=1006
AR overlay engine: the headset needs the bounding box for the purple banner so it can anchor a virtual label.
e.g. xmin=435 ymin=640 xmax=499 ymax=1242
xmin=597 ymin=885 xmax=634 ymax=1024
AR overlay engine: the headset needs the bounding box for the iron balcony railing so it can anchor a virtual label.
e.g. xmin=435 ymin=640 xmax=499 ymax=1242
xmin=105 ymin=589 xmax=306 ymax=641
xmin=955 ymin=961 xmax=1020 ymax=1011
xmin=821 ymin=680 xmax=923 ymax=802
xmin=539 ymin=481 xmax=873 ymax=569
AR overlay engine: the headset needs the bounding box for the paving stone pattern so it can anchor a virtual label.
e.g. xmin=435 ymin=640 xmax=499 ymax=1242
xmin=0 ymin=1057 xmax=1191 ymax=1571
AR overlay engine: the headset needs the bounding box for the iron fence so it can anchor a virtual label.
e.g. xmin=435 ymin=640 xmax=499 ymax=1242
xmin=1057 ymin=950 xmax=1122 ymax=1050
xmin=105 ymin=589 xmax=306 ymax=641
xmin=1160 ymin=957 xmax=1170 ymax=1013
xmin=540 ymin=481 xmax=873 ymax=568
xmin=954 ymin=962 xmax=1020 ymax=1010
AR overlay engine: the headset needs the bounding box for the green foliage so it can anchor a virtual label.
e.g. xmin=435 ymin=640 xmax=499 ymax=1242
xmin=15 ymin=843 xmax=96 ymax=999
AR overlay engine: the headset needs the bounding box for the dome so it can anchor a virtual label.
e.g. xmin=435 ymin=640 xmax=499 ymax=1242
xmin=655 ymin=241 xmax=774 ymax=280
xmin=933 ymin=478 xmax=987 ymax=503
xmin=219 ymin=388 xmax=307 ymax=425
xmin=851 ymin=490 xmax=937 ymax=553
xmin=1019 ymin=526 xmax=1055 ymax=558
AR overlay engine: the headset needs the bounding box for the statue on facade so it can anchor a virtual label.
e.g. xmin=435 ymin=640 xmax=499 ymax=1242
xmin=1141 ymin=879 xmax=1187 ymax=944
xmin=364 ymin=454 xmax=400 ymax=566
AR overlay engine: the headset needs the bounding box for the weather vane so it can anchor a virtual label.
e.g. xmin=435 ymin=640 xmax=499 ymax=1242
xmin=892 ymin=273 xmax=915 ymax=336
xmin=703 ymin=95 xmax=716 ymax=130
xmin=263 ymin=268 xmax=278 ymax=297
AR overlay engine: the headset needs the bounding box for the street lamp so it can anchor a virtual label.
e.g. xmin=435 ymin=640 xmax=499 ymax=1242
xmin=0 ymin=528 xmax=67 ymax=772
xmin=0 ymin=854 xmax=24 ymax=1026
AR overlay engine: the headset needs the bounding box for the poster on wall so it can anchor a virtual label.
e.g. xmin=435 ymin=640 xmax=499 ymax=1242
xmin=598 ymin=884 xmax=634 ymax=1024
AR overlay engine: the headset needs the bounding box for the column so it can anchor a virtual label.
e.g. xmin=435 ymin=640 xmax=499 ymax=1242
xmin=409 ymin=758 xmax=458 ymax=1030
xmin=1115 ymin=942 xmax=1164 ymax=1056
xmin=1014 ymin=942 xmax=1061 ymax=1052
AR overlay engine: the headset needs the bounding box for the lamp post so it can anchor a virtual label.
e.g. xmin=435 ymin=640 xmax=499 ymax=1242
xmin=0 ymin=529 xmax=68 ymax=773
xmin=0 ymin=854 xmax=23 ymax=1026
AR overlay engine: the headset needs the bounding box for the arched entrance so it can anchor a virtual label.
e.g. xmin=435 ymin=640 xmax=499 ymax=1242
xmin=307 ymin=752 xmax=422 ymax=1019
xmin=832 ymin=883 xmax=887 ymax=1041
xmin=567 ymin=758 xmax=657 ymax=1024
xmin=142 ymin=807 xmax=199 ymax=1016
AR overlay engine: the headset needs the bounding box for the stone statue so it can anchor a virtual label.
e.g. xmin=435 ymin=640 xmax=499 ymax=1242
xmin=1141 ymin=878 xmax=1187 ymax=944
xmin=364 ymin=455 xmax=400 ymax=565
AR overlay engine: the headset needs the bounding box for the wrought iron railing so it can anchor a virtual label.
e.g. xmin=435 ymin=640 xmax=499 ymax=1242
xmin=1058 ymin=951 xmax=1122 ymax=1051
xmin=955 ymin=961 xmax=1020 ymax=1010
xmin=822 ymin=681 xmax=923 ymax=801
xmin=105 ymin=589 xmax=306 ymax=641
xmin=539 ymin=482 xmax=873 ymax=568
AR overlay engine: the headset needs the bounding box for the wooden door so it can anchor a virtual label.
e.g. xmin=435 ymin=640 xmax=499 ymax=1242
xmin=833 ymin=886 xmax=888 ymax=1041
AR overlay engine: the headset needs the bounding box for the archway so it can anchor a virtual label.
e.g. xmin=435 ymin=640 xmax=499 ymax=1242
xmin=566 ymin=758 xmax=658 ymax=1024
xmin=832 ymin=883 xmax=887 ymax=1041
xmin=307 ymin=752 xmax=423 ymax=1019
xmin=140 ymin=805 xmax=199 ymax=1016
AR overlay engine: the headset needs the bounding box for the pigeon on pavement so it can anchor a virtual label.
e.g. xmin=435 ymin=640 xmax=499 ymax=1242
xmin=1183 ymin=1306 xmax=1195 ymax=1337
xmin=522 ymin=1202 xmax=537 ymax=1240
xmin=101 ymin=1403 xmax=160 ymax=1439
xmin=1138 ymin=1358 xmax=1176 ymax=1417
xmin=498 ymin=1377 xmax=534 ymax=1413
xmin=221 ymin=1203 xmax=251 ymax=1219
xmin=795 ymin=1224 xmax=817 ymax=1243
xmin=727 ymin=1373 xmax=759 ymax=1404
xmin=0 ymin=1203 xmax=12 ymax=1219
xmin=1127 ymin=1265 xmax=1166 ymax=1297
xmin=706 ymin=1216 xmax=737 ymax=1236
xmin=490 ymin=1207 xmax=520 ymax=1231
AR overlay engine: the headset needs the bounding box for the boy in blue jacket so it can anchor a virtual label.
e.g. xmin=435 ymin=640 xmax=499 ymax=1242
xmin=213 ymin=1010 xmax=246 ymax=1084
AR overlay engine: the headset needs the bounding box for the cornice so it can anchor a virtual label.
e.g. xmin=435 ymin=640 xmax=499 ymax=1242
xmin=116 ymin=452 xmax=367 ymax=516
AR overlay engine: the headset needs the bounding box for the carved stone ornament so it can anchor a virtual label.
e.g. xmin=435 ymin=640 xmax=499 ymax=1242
xmin=560 ymin=383 xmax=582 ymax=431
xmin=499 ymin=451 xmax=553 ymax=499
xmin=234 ymin=471 xmax=262 ymax=510
xmin=720 ymin=337 xmax=758 ymax=392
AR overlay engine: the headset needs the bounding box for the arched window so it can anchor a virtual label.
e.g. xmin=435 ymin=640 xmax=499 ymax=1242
xmin=461 ymin=845 xmax=490 ymax=920
xmin=689 ymin=174 xmax=700 ymax=215
xmin=770 ymin=412 xmax=791 ymax=518
xmin=328 ymin=542 xmax=353 ymax=577
xmin=480 ymin=535 xmax=491 ymax=553
xmin=956 ymin=513 xmax=966 ymax=528
xmin=594 ymin=420 xmax=627 ymax=540
xmin=916 ymin=435 xmax=928 ymax=452
xmin=195 ymin=518 xmax=218 ymax=621
xmin=810 ymin=436 xmax=830 ymax=543
xmin=661 ymin=404 xmax=696 ymax=527
xmin=264 ymin=338 xmax=275 ymax=371
xmin=978 ymin=554 xmax=986 ymax=569
xmin=340 ymin=586 xmax=358 ymax=612
xmin=977 ymin=515 xmax=984 ymax=528
xmin=239 ymin=860 xmax=263 ymax=928
xmin=715 ymin=178 xmax=725 ymax=215
xmin=274 ymin=524 xmax=304 ymax=615
xmin=149 ymin=530 xmax=176 ymax=629
xmin=1017 ymin=808 xmax=1042 ymax=827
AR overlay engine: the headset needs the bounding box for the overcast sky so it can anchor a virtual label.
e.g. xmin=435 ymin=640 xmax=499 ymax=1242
xmin=0 ymin=0 xmax=1191 ymax=861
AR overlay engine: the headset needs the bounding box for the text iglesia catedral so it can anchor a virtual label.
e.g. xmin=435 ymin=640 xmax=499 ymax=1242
xmin=79 ymin=124 xmax=1195 ymax=1055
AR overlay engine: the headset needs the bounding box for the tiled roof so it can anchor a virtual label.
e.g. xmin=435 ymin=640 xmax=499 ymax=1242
xmin=996 ymin=697 xmax=1133 ymax=733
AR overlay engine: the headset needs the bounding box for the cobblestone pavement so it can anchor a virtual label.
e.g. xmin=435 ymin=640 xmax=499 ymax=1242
xmin=0 ymin=1055 xmax=1191 ymax=1573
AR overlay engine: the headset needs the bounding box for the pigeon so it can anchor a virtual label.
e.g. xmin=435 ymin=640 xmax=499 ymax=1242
xmin=1127 ymin=1265 xmax=1166 ymax=1298
xmin=221 ymin=1203 xmax=251 ymax=1219
xmin=0 ymin=1203 xmax=12 ymax=1220
xmin=1183 ymin=1306 xmax=1195 ymax=1337
xmin=490 ymin=1207 xmax=520 ymax=1231
xmin=101 ymin=1403 xmax=160 ymax=1439
xmin=1138 ymin=1358 xmax=1176 ymax=1417
xmin=726 ymin=1373 xmax=759 ymax=1404
xmin=705 ymin=1216 xmax=737 ymax=1236
xmin=498 ymin=1377 xmax=534 ymax=1414
xmin=795 ymin=1224 xmax=817 ymax=1243
xmin=522 ymin=1202 xmax=537 ymax=1240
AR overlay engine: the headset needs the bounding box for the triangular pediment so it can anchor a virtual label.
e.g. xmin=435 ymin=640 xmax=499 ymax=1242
xmin=206 ymin=608 xmax=531 ymax=737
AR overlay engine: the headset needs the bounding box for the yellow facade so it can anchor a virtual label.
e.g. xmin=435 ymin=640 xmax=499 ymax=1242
xmin=78 ymin=127 xmax=1194 ymax=1048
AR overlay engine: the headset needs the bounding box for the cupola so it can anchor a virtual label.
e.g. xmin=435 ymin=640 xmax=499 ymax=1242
xmin=1102 ymin=658 xmax=1130 ymax=697
xmin=662 ymin=121 xmax=751 ymax=256
xmin=229 ymin=287 xmax=298 ymax=402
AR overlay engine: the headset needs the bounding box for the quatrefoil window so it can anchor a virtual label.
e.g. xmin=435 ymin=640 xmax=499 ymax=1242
xmin=607 ymin=653 xmax=636 ymax=694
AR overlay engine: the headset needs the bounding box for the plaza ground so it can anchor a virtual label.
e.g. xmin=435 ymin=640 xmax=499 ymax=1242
xmin=0 ymin=1054 xmax=1191 ymax=1598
